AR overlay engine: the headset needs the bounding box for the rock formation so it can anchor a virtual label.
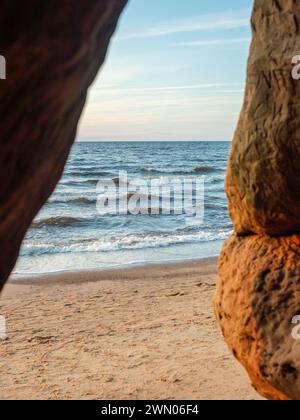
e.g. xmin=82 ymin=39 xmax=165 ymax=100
xmin=1 ymin=0 xmax=300 ymax=401
xmin=0 ymin=1 xmax=127 ymax=289
xmin=226 ymin=0 xmax=300 ymax=236
xmin=215 ymin=0 xmax=300 ymax=400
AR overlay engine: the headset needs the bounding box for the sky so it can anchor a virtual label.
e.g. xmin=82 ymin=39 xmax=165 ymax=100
xmin=77 ymin=0 xmax=253 ymax=141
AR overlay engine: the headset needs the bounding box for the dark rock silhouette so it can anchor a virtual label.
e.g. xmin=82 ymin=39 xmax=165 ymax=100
xmin=215 ymin=0 xmax=300 ymax=400
xmin=0 ymin=1 xmax=127 ymax=288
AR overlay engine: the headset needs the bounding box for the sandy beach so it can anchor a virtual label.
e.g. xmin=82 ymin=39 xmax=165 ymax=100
xmin=0 ymin=258 xmax=262 ymax=400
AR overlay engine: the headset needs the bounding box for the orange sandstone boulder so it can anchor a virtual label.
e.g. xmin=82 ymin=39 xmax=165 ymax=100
xmin=217 ymin=0 xmax=300 ymax=400
xmin=226 ymin=0 xmax=300 ymax=236
xmin=215 ymin=235 xmax=300 ymax=400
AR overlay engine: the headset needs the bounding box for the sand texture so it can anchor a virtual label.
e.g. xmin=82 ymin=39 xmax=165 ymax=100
xmin=0 ymin=259 xmax=262 ymax=400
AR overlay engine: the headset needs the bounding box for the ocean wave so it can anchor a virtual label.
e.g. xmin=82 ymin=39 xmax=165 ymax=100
xmin=205 ymin=203 xmax=228 ymax=211
xmin=59 ymin=179 xmax=99 ymax=186
xmin=97 ymin=206 xmax=186 ymax=216
xmin=142 ymin=168 xmax=161 ymax=174
xmin=65 ymin=170 xmax=111 ymax=177
xmin=95 ymin=177 xmax=129 ymax=187
xmin=49 ymin=196 xmax=95 ymax=205
xmin=193 ymin=166 xmax=215 ymax=173
xmin=142 ymin=167 xmax=217 ymax=175
xmin=58 ymin=172 xmax=221 ymax=190
xmin=32 ymin=216 xmax=86 ymax=228
xmin=32 ymin=209 xmax=180 ymax=229
xmin=22 ymin=228 xmax=233 ymax=256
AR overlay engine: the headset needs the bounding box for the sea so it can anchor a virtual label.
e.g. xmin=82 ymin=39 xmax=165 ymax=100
xmin=13 ymin=141 xmax=233 ymax=276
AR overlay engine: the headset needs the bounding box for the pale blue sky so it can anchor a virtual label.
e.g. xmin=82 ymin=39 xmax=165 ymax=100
xmin=78 ymin=0 xmax=253 ymax=141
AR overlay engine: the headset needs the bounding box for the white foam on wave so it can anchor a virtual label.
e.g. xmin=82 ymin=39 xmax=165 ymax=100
xmin=21 ymin=228 xmax=233 ymax=256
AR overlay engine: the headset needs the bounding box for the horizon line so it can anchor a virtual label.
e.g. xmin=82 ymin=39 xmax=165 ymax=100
xmin=76 ymin=139 xmax=232 ymax=143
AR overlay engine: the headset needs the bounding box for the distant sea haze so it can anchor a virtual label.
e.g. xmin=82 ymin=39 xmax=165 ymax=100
xmin=14 ymin=141 xmax=233 ymax=276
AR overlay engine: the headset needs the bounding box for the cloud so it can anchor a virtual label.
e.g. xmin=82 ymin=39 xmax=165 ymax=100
xmin=174 ymin=37 xmax=251 ymax=47
xmin=118 ymin=9 xmax=251 ymax=40
xmin=93 ymin=82 xmax=244 ymax=95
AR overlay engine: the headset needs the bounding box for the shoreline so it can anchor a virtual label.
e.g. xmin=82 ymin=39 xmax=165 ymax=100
xmin=9 ymin=256 xmax=218 ymax=285
xmin=0 ymin=257 xmax=262 ymax=400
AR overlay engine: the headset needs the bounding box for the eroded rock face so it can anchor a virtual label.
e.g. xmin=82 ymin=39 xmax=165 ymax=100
xmin=215 ymin=235 xmax=300 ymax=401
xmin=0 ymin=1 xmax=127 ymax=289
xmin=216 ymin=0 xmax=300 ymax=400
xmin=226 ymin=0 xmax=300 ymax=236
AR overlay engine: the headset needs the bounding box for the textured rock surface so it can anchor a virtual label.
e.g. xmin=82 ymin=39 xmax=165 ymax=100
xmin=215 ymin=235 xmax=300 ymax=401
xmin=216 ymin=0 xmax=300 ymax=400
xmin=0 ymin=1 xmax=127 ymax=289
xmin=226 ymin=0 xmax=300 ymax=236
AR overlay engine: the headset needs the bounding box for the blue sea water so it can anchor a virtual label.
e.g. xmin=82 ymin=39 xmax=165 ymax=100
xmin=13 ymin=141 xmax=233 ymax=276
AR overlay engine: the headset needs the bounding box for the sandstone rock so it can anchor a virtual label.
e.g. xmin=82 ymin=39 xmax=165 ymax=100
xmin=0 ymin=1 xmax=127 ymax=289
xmin=215 ymin=235 xmax=300 ymax=400
xmin=226 ymin=0 xmax=300 ymax=236
xmin=218 ymin=0 xmax=300 ymax=400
